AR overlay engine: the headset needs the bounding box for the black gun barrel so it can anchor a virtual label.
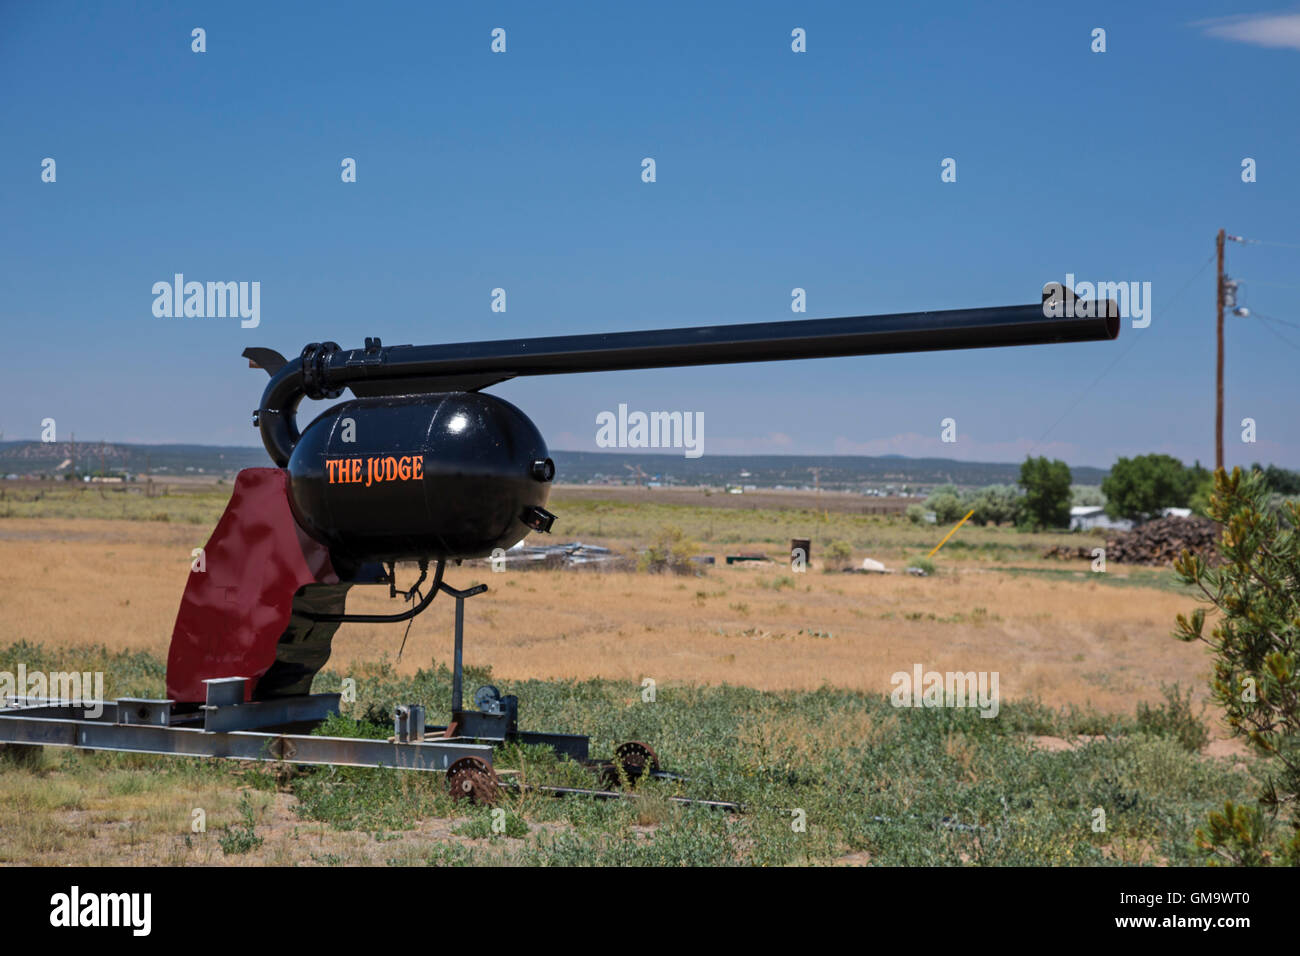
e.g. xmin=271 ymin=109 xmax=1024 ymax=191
xmin=252 ymin=298 xmax=1118 ymax=466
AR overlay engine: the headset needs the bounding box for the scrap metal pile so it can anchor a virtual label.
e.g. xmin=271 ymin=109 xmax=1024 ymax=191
xmin=491 ymin=540 xmax=617 ymax=569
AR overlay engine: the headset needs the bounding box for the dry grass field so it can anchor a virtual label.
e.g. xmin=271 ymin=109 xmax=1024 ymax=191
xmin=0 ymin=479 xmax=1257 ymax=867
xmin=0 ymin=491 xmax=1213 ymax=718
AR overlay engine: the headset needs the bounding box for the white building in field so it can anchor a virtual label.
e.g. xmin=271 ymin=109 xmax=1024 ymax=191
xmin=1069 ymin=505 xmax=1133 ymax=532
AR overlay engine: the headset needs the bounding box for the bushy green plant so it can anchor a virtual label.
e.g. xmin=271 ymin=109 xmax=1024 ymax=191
xmin=822 ymin=539 xmax=853 ymax=567
xmin=639 ymin=525 xmax=699 ymax=574
xmin=218 ymin=793 xmax=264 ymax=855
xmin=926 ymin=492 xmax=966 ymax=524
xmin=966 ymin=484 xmax=1020 ymax=526
xmin=1251 ymin=462 xmax=1300 ymax=496
xmin=1175 ymin=467 xmax=1300 ymax=865
xmin=909 ymin=556 xmax=936 ymax=575
xmin=1018 ymin=457 xmax=1072 ymax=530
xmin=1136 ymin=683 xmax=1209 ymax=754
xmin=1103 ymin=454 xmax=1197 ymax=522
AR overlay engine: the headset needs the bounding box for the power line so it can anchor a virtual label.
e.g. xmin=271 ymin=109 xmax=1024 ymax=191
xmin=1254 ymin=316 xmax=1300 ymax=353
xmin=1250 ymin=309 xmax=1300 ymax=332
xmin=1026 ymin=324 xmax=1146 ymax=454
xmin=1249 ymin=308 xmax=1300 ymax=349
xmin=1228 ymin=236 xmax=1300 ymax=250
xmin=1234 ymin=278 xmax=1300 ymax=291
xmin=1025 ymin=252 xmax=1217 ymax=456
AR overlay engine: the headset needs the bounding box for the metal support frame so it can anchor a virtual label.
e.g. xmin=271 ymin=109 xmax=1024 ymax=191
xmin=0 ymin=711 xmax=493 ymax=771
xmin=426 ymin=724 xmax=590 ymax=762
xmin=0 ymin=578 xmax=596 ymax=773
xmin=199 ymin=677 xmax=342 ymax=732
xmin=441 ymin=578 xmax=487 ymax=718
xmin=0 ymin=676 xmax=493 ymax=774
xmin=436 ymin=579 xmax=591 ymax=762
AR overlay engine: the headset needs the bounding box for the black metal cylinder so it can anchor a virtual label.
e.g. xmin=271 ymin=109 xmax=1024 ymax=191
xmin=253 ymin=299 xmax=1119 ymax=466
xmin=286 ymin=392 xmax=553 ymax=561
xmin=330 ymin=302 xmax=1118 ymax=385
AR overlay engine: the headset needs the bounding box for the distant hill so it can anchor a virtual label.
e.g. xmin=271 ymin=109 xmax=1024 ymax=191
xmin=549 ymin=450 xmax=1109 ymax=489
xmin=0 ymin=441 xmax=1109 ymax=489
xmin=0 ymin=441 xmax=265 ymax=478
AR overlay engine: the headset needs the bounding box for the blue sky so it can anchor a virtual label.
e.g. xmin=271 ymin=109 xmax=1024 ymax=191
xmin=2 ymin=1 xmax=1297 ymax=469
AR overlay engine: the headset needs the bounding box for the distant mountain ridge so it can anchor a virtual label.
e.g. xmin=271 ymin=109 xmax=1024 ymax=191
xmin=550 ymin=450 xmax=1108 ymax=488
xmin=0 ymin=441 xmax=266 ymax=477
xmin=0 ymin=440 xmax=1109 ymax=488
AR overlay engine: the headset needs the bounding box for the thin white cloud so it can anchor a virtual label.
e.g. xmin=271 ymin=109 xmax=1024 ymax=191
xmin=1196 ymin=11 xmax=1300 ymax=50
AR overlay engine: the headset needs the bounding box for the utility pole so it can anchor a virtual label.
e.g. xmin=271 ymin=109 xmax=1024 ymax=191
xmin=1215 ymin=228 xmax=1225 ymax=472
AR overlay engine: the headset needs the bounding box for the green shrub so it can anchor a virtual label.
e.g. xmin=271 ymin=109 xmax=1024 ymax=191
xmin=966 ymin=484 xmax=1021 ymax=526
xmin=1136 ymin=684 xmax=1209 ymax=754
xmin=822 ymin=539 xmax=853 ymax=567
xmin=1018 ymin=456 xmax=1072 ymax=529
xmin=218 ymin=794 xmax=264 ymax=855
xmin=926 ymin=492 xmax=965 ymax=524
xmin=639 ymin=525 xmax=699 ymax=574
xmin=1175 ymin=467 xmax=1300 ymax=865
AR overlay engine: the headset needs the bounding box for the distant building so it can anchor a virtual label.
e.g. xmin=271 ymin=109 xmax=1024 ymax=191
xmin=1069 ymin=505 xmax=1133 ymax=532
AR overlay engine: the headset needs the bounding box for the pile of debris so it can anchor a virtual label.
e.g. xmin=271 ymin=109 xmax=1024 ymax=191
xmin=486 ymin=541 xmax=621 ymax=570
xmin=1043 ymin=516 xmax=1222 ymax=567
xmin=1104 ymin=515 xmax=1221 ymax=567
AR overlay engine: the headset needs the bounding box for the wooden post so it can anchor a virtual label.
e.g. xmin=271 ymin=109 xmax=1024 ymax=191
xmin=1215 ymin=228 xmax=1225 ymax=472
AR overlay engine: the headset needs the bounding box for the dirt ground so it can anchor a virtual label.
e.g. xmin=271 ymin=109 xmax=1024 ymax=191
xmin=0 ymin=763 xmax=563 ymax=866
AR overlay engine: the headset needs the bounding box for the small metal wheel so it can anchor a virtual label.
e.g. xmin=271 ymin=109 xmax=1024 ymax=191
xmin=446 ymin=756 xmax=501 ymax=805
xmin=473 ymin=684 xmax=501 ymax=711
xmin=606 ymin=740 xmax=660 ymax=789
